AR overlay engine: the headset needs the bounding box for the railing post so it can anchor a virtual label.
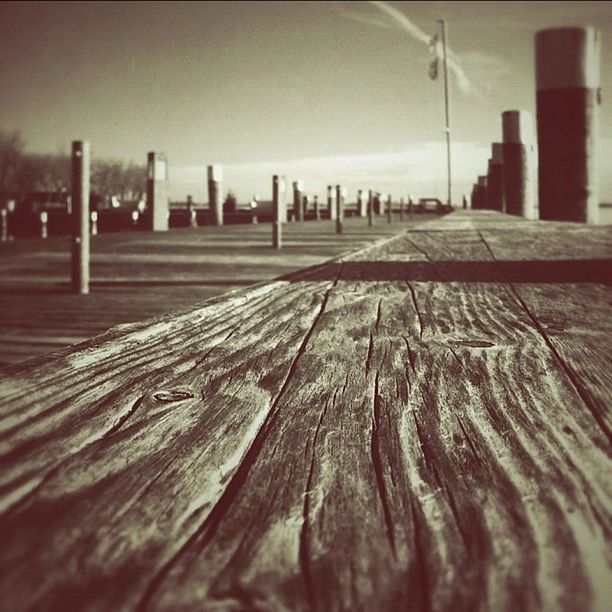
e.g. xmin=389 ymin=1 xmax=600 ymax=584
xmin=502 ymin=110 xmax=538 ymax=219
xmin=536 ymin=27 xmax=600 ymax=223
xmin=335 ymin=185 xmax=344 ymax=234
xmin=207 ymin=165 xmax=223 ymax=226
xmin=71 ymin=140 xmax=90 ymax=294
xmin=367 ymin=190 xmax=373 ymax=227
xmin=146 ymin=152 xmax=169 ymax=231
xmin=272 ymin=174 xmax=285 ymax=249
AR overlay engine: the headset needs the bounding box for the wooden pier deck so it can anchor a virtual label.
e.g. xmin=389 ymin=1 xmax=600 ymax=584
xmin=0 ymin=210 xmax=610 ymax=610
xmin=0 ymin=216 xmax=422 ymax=365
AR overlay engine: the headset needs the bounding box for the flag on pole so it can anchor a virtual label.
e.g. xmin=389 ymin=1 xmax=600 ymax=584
xmin=429 ymin=57 xmax=438 ymax=80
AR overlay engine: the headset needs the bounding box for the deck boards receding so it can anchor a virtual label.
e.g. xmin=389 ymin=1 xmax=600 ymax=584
xmin=0 ymin=210 xmax=610 ymax=611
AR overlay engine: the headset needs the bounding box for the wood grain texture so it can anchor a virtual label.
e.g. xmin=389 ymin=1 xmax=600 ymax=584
xmin=0 ymin=210 xmax=610 ymax=611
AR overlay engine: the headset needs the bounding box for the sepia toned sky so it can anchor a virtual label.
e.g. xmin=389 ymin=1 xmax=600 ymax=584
xmin=1 ymin=1 xmax=611 ymax=202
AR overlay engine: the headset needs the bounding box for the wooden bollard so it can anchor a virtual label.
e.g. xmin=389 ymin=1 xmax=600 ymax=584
xmin=145 ymin=152 xmax=169 ymax=231
xmin=1 ymin=209 xmax=7 ymax=242
xmin=39 ymin=211 xmax=48 ymax=239
xmin=502 ymin=110 xmax=538 ymax=219
xmin=90 ymin=211 xmax=98 ymax=235
xmin=335 ymin=185 xmax=344 ymax=234
xmin=272 ymin=175 xmax=286 ymax=249
xmin=367 ymin=190 xmax=373 ymax=227
xmin=71 ymin=140 xmax=90 ymax=294
xmin=536 ymin=27 xmax=600 ymax=223
xmin=408 ymin=196 xmax=413 ymax=219
xmin=207 ymin=165 xmax=223 ymax=226
xmin=399 ymin=197 xmax=405 ymax=222
xmin=187 ymin=195 xmax=198 ymax=227
xmin=302 ymin=194 xmax=309 ymax=220
xmin=387 ymin=195 xmax=392 ymax=223
xmin=313 ymin=195 xmax=320 ymax=220
xmin=477 ymin=175 xmax=488 ymax=210
xmin=462 ymin=194 xmax=468 ymax=209
xmin=357 ymin=189 xmax=367 ymax=217
xmin=327 ymin=185 xmax=336 ymax=220
xmin=292 ymin=180 xmax=303 ymax=222
xmin=486 ymin=144 xmax=504 ymax=211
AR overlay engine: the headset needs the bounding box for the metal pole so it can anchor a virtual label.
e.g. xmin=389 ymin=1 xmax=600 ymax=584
xmin=438 ymin=19 xmax=452 ymax=206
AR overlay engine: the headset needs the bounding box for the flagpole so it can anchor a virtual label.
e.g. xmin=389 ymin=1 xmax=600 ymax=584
xmin=438 ymin=18 xmax=452 ymax=206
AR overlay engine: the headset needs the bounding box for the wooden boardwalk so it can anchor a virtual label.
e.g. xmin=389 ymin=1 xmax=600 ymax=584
xmin=0 ymin=210 xmax=610 ymax=610
xmin=0 ymin=216 xmax=422 ymax=365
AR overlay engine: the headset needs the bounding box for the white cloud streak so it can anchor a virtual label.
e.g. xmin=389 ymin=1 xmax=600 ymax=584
xmin=367 ymin=0 xmax=478 ymax=97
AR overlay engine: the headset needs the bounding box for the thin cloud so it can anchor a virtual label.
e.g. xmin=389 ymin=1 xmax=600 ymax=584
xmin=367 ymin=0 xmax=480 ymax=98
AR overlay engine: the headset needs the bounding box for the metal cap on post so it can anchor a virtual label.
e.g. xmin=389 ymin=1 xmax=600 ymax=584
xmin=502 ymin=110 xmax=538 ymax=219
xmin=146 ymin=152 xmax=169 ymax=231
xmin=71 ymin=140 xmax=90 ymax=294
xmin=207 ymin=164 xmax=223 ymax=226
xmin=535 ymin=27 xmax=601 ymax=223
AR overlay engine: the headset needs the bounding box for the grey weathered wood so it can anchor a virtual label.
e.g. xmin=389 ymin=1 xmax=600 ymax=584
xmin=0 ymin=210 xmax=609 ymax=611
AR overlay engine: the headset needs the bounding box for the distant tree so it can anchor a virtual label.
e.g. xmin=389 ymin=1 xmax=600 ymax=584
xmin=91 ymin=159 xmax=146 ymax=203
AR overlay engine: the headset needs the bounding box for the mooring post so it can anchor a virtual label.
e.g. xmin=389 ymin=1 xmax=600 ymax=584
xmin=399 ymin=197 xmax=405 ymax=222
xmin=486 ymin=144 xmax=504 ymax=211
xmin=327 ymin=185 xmax=336 ymax=220
xmin=90 ymin=211 xmax=98 ymax=235
xmin=71 ymin=140 xmax=90 ymax=294
xmin=367 ymin=190 xmax=373 ymax=227
xmin=39 ymin=211 xmax=48 ymax=239
xmin=187 ymin=194 xmax=198 ymax=227
xmin=536 ymin=27 xmax=601 ymax=223
xmin=502 ymin=110 xmax=538 ymax=219
xmin=408 ymin=195 xmax=413 ymax=219
xmin=272 ymin=174 xmax=285 ymax=249
xmin=207 ymin=165 xmax=223 ymax=226
xmin=302 ymin=194 xmax=309 ymax=220
xmin=335 ymin=185 xmax=344 ymax=234
xmin=313 ymin=195 xmax=320 ymax=220
xmin=0 ymin=209 xmax=7 ymax=242
xmin=357 ymin=189 xmax=366 ymax=217
xmin=292 ymin=180 xmax=303 ymax=222
xmin=387 ymin=195 xmax=392 ymax=223
xmin=477 ymin=175 xmax=488 ymax=210
xmin=145 ymin=152 xmax=169 ymax=231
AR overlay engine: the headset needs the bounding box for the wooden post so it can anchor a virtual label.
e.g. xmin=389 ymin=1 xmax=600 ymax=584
xmin=187 ymin=194 xmax=198 ymax=227
xmin=0 ymin=209 xmax=7 ymax=242
xmin=335 ymin=185 xmax=344 ymax=234
xmin=408 ymin=196 xmax=413 ymax=219
xmin=477 ymin=175 xmax=488 ymax=210
xmin=502 ymin=110 xmax=538 ymax=219
xmin=357 ymin=189 xmax=367 ymax=217
xmin=302 ymin=194 xmax=309 ymax=220
xmin=313 ymin=195 xmax=320 ymax=220
xmin=399 ymin=197 xmax=405 ymax=222
xmin=327 ymin=185 xmax=336 ymax=220
xmin=71 ymin=140 xmax=90 ymax=295
xmin=39 ymin=211 xmax=48 ymax=239
xmin=387 ymin=195 xmax=392 ymax=223
xmin=146 ymin=152 xmax=169 ymax=231
xmin=207 ymin=165 xmax=223 ymax=226
xmin=90 ymin=211 xmax=98 ymax=235
xmin=272 ymin=175 xmax=285 ymax=249
xmin=486 ymin=144 xmax=504 ymax=211
xmin=292 ymin=180 xmax=304 ymax=222
xmin=536 ymin=27 xmax=601 ymax=223
xmin=367 ymin=190 xmax=373 ymax=227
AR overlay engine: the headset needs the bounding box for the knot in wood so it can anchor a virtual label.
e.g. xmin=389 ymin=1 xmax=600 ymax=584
xmin=153 ymin=389 xmax=194 ymax=403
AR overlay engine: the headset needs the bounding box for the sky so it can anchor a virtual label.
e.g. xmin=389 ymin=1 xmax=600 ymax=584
xmin=1 ymin=1 xmax=612 ymax=203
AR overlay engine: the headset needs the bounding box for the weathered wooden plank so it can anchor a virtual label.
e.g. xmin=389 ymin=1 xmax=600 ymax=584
xmin=0 ymin=211 xmax=609 ymax=611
